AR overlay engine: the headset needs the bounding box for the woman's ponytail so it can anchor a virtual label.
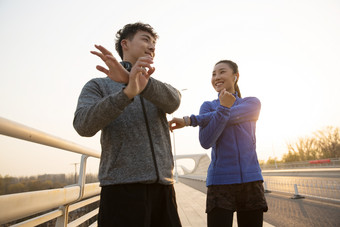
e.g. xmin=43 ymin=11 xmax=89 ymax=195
xmin=235 ymin=83 xmax=241 ymax=98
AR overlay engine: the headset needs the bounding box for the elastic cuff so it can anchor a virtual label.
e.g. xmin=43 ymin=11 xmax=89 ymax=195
xmin=140 ymin=78 xmax=153 ymax=96
xmin=110 ymin=88 xmax=133 ymax=111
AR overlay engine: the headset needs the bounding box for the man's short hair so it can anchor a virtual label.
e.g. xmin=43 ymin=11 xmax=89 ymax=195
xmin=115 ymin=22 xmax=158 ymax=60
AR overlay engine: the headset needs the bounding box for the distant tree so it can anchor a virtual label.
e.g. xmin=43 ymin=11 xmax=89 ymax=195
xmin=8 ymin=183 xmax=26 ymax=194
xmin=266 ymin=156 xmax=277 ymax=165
xmin=283 ymin=126 xmax=340 ymax=162
xmin=3 ymin=175 xmax=17 ymax=194
xmin=41 ymin=180 xmax=53 ymax=189
xmin=292 ymin=137 xmax=318 ymax=161
xmin=27 ymin=179 xmax=43 ymax=191
xmin=282 ymin=149 xmax=300 ymax=163
xmin=0 ymin=173 xmax=99 ymax=195
xmin=0 ymin=175 xmax=4 ymax=195
xmin=86 ymin=173 xmax=99 ymax=183
xmin=53 ymin=181 xmax=66 ymax=188
xmin=314 ymin=126 xmax=340 ymax=159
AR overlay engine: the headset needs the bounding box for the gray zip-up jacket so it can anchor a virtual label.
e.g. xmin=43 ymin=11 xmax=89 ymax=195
xmin=73 ymin=75 xmax=181 ymax=186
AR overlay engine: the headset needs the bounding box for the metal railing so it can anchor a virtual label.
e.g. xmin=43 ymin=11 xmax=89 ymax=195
xmin=181 ymin=172 xmax=340 ymax=202
xmin=180 ymin=154 xmax=340 ymax=203
xmin=263 ymin=175 xmax=340 ymax=201
xmin=0 ymin=117 xmax=101 ymax=226
xmin=260 ymin=159 xmax=340 ymax=170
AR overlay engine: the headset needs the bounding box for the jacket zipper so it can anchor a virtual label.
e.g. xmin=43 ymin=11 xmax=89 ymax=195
xmin=140 ymin=97 xmax=160 ymax=183
xmin=234 ymin=130 xmax=243 ymax=183
xmin=121 ymin=61 xmax=160 ymax=183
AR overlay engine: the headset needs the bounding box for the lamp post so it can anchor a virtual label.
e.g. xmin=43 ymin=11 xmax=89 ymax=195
xmin=71 ymin=162 xmax=79 ymax=184
xmin=171 ymin=122 xmax=179 ymax=183
xmin=172 ymin=88 xmax=188 ymax=183
xmin=272 ymin=143 xmax=278 ymax=169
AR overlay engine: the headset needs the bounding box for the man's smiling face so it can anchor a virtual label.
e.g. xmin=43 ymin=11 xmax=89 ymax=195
xmin=123 ymin=30 xmax=156 ymax=64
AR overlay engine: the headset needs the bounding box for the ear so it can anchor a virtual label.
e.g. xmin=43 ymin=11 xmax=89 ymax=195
xmin=121 ymin=39 xmax=128 ymax=49
xmin=234 ymin=73 xmax=239 ymax=82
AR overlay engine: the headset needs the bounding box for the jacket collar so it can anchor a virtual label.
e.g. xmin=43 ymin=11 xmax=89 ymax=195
xmin=120 ymin=61 xmax=132 ymax=72
xmin=217 ymin=91 xmax=239 ymax=98
xmin=216 ymin=91 xmax=240 ymax=106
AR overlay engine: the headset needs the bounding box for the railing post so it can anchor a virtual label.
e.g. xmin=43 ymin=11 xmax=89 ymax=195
xmin=54 ymin=154 xmax=89 ymax=227
xmin=77 ymin=155 xmax=89 ymax=201
xmin=264 ymin=181 xmax=271 ymax=193
xmin=291 ymin=184 xmax=305 ymax=199
xmin=64 ymin=154 xmax=89 ymax=201
xmin=55 ymin=205 xmax=69 ymax=227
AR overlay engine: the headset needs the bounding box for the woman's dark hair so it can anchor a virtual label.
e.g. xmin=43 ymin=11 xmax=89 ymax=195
xmin=115 ymin=22 xmax=158 ymax=60
xmin=215 ymin=60 xmax=241 ymax=98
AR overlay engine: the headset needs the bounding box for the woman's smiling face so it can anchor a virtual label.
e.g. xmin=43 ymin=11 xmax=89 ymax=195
xmin=211 ymin=62 xmax=237 ymax=93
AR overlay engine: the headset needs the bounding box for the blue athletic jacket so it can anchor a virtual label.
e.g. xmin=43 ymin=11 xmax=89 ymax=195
xmin=190 ymin=94 xmax=263 ymax=186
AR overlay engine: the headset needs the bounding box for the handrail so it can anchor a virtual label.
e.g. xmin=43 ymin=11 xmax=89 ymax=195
xmin=12 ymin=210 xmax=63 ymax=227
xmin=0 ymin=117 xmax=102 ymax=226
xmin=0 ymin=117 xmax=100 ymax=158
xmin=0 ymin=181 xmax=100 ymax=224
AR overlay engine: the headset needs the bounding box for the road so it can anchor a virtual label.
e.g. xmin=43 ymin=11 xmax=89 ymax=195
xmin=178 ymin=177 xmax=340 ymax=227
xmin=264 ymin=191 xmax=340 ymax=227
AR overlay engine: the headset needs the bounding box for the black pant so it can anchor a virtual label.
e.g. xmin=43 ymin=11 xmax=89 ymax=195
xmin=98 ymin=183 xmax=182 ymax=227
xmin=207 ymin=207 xmax=263 ymax=227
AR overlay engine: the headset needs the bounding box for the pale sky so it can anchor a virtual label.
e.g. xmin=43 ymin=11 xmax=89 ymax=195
xmin=1 ymin=0 xmax=340 ymax=176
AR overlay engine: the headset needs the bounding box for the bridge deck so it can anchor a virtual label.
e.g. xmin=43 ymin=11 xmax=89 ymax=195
xmin=175 ymin=182 xmax=274 ymax=227
xmin=175 ymin=182 xmax=206 ymax=227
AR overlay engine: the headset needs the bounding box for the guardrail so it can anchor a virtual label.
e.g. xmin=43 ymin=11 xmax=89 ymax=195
xmin=260 ymin=159 xmax=340 ymax=170
xmin=181 ymin=168 xmax=340 ymax=203
xmin=263 ymin=175 xmax=340 ymax=202
xmin=262 ymin=168 xmax=340 ymax=201
xmin=0 ymin=117 xmax=101 ymax=226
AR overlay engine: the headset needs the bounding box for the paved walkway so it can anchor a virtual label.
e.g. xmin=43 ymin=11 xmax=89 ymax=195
xmin=175 ymin=182 xmax=207 ymax=227
xmin=174 ymin=182 xmax=275 ymax=227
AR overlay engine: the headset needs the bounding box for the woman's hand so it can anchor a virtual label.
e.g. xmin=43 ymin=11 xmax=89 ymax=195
xmin=168 ymin=117 xmax=186 ymax=132
xmin=219 ymin=89 xmax=236 ymax=108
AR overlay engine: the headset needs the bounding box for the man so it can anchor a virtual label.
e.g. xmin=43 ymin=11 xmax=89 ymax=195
xmin=73 ymin=22 xmax=182 ymax=226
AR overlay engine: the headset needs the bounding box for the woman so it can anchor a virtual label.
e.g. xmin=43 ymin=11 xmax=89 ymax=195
xmin=169 ymin=60 xmax=268 ymax=227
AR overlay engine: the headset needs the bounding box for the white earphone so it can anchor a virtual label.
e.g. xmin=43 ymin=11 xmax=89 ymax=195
xmin=234 ymin=76 xmax=237 ymax=82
